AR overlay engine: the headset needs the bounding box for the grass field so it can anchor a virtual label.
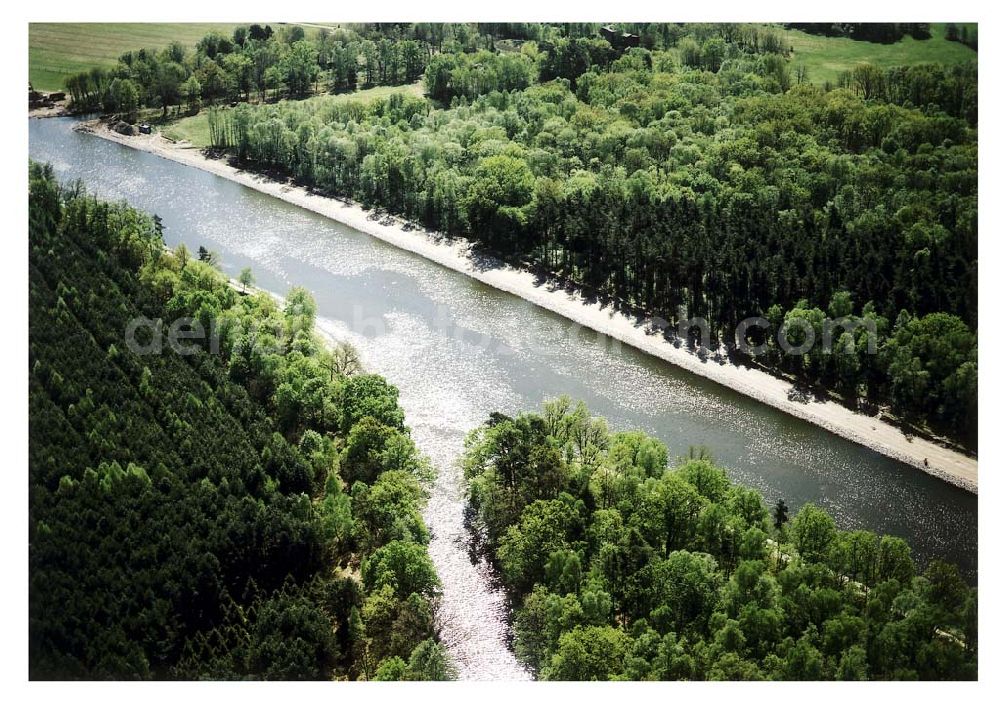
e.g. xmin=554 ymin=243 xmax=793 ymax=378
xmin=785 ymin=23 xmax=977 ymax=86
xmin=161 ymin=81 xmax=426 ymax=147
xmin=161 ymin=112 xmax=214 ymax=147
xmin=29 ymin=23 xmax=248 ymax=92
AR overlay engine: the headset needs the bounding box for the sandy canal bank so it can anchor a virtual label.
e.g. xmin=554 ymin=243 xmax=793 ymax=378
xmin=76 ymin=120 xmax=978 ymax=493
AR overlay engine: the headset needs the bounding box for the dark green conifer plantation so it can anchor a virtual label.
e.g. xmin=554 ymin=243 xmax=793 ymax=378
xmin=28 ymin=163 xmax=452 ymax=680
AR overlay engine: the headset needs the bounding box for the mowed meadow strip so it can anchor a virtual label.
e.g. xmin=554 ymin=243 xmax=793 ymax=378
xmin=30 ymin=23 xmax=247 ymax=91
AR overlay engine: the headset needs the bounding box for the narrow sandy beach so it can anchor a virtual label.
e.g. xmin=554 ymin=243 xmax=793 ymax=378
xmin=78 ymin=121 xmax=978 ymax=493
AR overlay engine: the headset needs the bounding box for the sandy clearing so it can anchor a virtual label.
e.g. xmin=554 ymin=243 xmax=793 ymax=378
xmin=77 ymin=121 xmax=978 ymax=493
xmin=29 ymin=101 xmax=69 ymax=119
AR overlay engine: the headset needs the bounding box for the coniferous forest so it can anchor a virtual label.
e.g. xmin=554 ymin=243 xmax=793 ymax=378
xmin=28 ymin=163 xmax=452 ymax=680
